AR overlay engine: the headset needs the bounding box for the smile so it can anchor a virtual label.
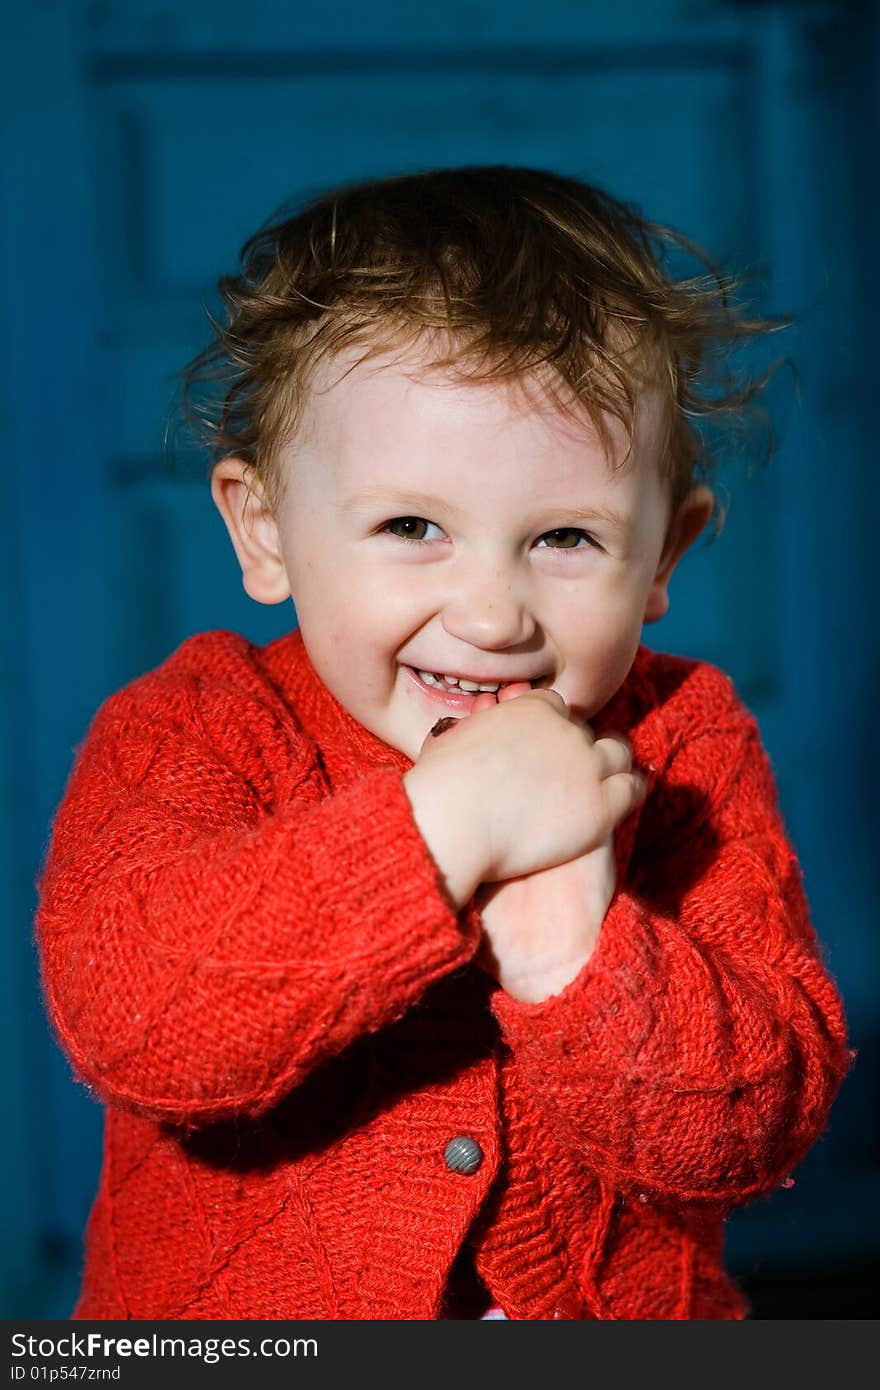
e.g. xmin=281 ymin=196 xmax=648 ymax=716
xmin=403 ymin=665 xmax=546 ymax=711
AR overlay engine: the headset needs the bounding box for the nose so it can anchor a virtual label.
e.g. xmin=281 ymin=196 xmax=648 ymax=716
xmin=440 ymin=559 xmax=537 ymax=650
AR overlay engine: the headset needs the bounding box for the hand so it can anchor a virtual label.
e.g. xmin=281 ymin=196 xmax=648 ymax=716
xmin=469 ymin=685 xmax=618 ymax=1002
xmin=473 ymin=835 xmax=616 ymax=1002
xmin=403 ymin=679 xmax=646 ymax=904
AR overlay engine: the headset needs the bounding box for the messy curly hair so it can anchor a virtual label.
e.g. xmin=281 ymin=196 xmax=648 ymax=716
xmin=176 ymin=164 xmax=789 ymax=535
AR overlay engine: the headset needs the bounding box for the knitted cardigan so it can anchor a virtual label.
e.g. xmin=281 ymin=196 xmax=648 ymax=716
xmin=35 ymin=626 xmax=850 ymax=1320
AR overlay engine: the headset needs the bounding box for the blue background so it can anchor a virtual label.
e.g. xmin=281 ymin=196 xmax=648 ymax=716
xmin=2 ymin=0 xmax=877 ymax=1318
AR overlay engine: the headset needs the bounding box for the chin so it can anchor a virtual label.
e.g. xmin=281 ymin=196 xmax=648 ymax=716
xmin=361 ymin=709 xmax=418 ymax=760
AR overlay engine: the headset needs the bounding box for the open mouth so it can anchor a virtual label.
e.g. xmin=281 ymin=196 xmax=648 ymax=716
xmin=404 ymin=665 xmax=549 ymax=711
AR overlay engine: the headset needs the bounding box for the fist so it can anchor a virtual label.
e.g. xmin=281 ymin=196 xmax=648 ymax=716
xmin=470 ymin=682 xmax=620 ymax=1001
xmin=419 ymin=682 xmax=645 ymax=884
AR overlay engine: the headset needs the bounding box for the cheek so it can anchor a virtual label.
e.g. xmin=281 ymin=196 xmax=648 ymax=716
xmin=357 ymin=567 xmax=429 ymax=633
xmin=314 ymin=600 xmax=394 ymax=665
xmin=549 ymin=588 xmax=616 ymax=634
xmin=294 ymin=551 xmax=362 ymax=619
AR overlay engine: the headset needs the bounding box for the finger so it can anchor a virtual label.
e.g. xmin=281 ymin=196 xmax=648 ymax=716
xmin=601 ymin=768 xmax=649 ymax=825
xmin=470 ymin=691 xmax=499 ymax=712
xmin=496 ymin=680 xmax=532 ymax=703
xmin=524 ymin=686 xmax=568 ymax=715
xmin=592 ymin=734 xmax=634 ymax=777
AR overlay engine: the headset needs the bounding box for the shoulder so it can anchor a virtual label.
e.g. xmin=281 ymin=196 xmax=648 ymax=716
xmin=95 ymin=629 xmax=284 ymax=726
xmin=636 ymin=645 xmax=759 ymax=748
xmin=633 ymin=650 xmax=777 ymax=848
xmin=82 ymin=630 xmax=316 ymax=803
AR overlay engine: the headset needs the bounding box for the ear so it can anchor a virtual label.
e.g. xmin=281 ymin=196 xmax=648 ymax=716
xmin=211 ymin=457 xmax=292 ymax=605
xmin=643 ymin=486 xmax=715 ymax=624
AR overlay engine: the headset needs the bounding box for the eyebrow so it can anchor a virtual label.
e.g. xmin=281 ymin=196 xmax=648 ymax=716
xmin=341 ymin=487 xmax=631 ymax=533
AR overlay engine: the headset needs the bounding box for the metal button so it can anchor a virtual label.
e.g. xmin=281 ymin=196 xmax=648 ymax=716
xmin=444 ymin=1136 xmax=483 ymax=1175
xmin=552 ymin=1291 xmax=582 ymax=1319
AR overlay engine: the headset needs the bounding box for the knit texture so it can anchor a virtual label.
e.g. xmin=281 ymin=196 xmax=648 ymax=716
xmin=35 ymin=627 xmax=851 ymax=1320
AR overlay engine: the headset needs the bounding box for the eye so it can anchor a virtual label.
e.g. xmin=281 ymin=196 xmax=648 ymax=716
xmin=382 ymin=516 xmax=443 ymax=545
xmin=536 ymin=528 xmax=599 ymax=551
xmin=380 ymin=518 xmax=600 ymax=551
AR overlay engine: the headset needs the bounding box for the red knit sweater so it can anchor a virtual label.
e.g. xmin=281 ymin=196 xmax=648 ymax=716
xmin=35 ymin=627 xmax=850 ymax=1320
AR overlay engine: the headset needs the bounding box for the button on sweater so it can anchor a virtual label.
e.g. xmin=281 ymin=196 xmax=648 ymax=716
xmin=34 ymin=627 xmax=851 ymax=1320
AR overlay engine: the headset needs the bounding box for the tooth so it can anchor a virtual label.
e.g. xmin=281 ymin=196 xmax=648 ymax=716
xmin=418 ymin=669 xmax=458 ymax=690
xmin=416 ymin=667 xmax=508 ymax=694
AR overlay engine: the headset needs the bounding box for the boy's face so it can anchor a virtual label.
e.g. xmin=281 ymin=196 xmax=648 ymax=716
xmin=213 ymin=343 xmax=713 ymax=761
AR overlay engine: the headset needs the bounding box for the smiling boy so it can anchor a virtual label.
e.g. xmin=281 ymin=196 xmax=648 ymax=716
xmin=36 ymin=166 xmax=850 ymax=1320
xmin=210 ymin=340 xmax=712 ymax=1002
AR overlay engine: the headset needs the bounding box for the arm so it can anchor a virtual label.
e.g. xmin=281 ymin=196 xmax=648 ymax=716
xmin=489 ymin=668 xmax=852 ymax=1209
xmin=35 ymin=655 xmax=480 ymax=1127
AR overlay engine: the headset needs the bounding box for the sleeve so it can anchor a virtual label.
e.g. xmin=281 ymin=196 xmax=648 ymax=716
xmin=489 ymin=667 xmax=852 ymax=1209
xmin=35 ymin=661 xmax=480 ymax=1127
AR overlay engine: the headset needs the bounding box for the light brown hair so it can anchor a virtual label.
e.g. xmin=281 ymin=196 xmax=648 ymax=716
xmin=176 ymin=165 xmax=789 ymax=535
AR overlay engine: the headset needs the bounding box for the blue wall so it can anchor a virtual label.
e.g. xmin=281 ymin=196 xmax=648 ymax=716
xmin=2 ymin=0 xmax=877 ymax=1317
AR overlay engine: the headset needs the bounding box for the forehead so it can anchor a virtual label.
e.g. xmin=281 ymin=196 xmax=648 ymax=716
xmin=299 ymin=339 xmax=663 ymax=477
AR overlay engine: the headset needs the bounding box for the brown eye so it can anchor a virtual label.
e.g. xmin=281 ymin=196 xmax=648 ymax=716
xmin=539 ymin=528 xmax=595 ymax=550
xmin=384 ymin=517 xmax=437 ymax=543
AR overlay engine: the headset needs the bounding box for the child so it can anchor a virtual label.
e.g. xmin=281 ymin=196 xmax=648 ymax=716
xmin=36 ymin=166 xmax=850 ymax=1320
